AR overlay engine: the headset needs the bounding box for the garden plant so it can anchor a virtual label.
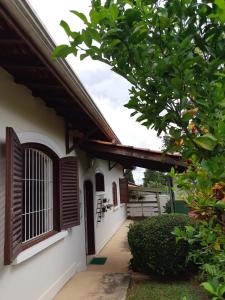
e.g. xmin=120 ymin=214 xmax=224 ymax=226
xmin=53 ymin=0 xmax=225 ymax=298
xmin=128 ymin=214 xmax=192 ymax=277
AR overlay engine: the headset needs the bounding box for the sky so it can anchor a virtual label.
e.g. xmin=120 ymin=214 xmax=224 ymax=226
xmin=28 ymin=0 xmax=162 ymax=184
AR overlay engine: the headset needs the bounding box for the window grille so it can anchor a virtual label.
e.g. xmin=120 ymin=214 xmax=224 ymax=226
xmin=22 ymin=148 xmax=53 ymax=242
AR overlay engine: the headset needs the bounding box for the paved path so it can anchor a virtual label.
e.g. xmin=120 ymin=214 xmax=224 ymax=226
xmin=54 ymin=220 xmax=132 ymax=300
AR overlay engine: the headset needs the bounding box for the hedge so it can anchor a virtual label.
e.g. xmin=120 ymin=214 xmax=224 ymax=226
xmin=128 ymin=214 xmax=192 ymax=277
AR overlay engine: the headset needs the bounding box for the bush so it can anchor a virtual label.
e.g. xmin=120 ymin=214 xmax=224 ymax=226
xmin=128 ymin=214 xmax=192 ymax=277
xmin=164 ymin=199 xmax=172 ymax=213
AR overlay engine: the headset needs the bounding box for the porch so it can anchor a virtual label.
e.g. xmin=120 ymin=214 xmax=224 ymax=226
xmin=54 ymin=220 xmax=132 ymax=300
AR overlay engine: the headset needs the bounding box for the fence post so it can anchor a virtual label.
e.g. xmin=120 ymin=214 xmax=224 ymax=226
xmin=156 ymin=192 xmax=161 ymax=215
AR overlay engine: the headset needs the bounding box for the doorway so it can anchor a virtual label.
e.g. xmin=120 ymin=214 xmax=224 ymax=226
xmin=84 ymin=180 xmax=95 ymax=255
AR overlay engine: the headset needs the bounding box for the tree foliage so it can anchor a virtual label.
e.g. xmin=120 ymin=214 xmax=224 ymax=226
xmin=143 ymin=169 xmax=168 ymax=192
xmin=53 ymin=1 xmax=225 ymax=297
xmin=124 ymin=169 xmax=135 ymax=184
xmin=53 ymin=0 xmax=225 ymax=159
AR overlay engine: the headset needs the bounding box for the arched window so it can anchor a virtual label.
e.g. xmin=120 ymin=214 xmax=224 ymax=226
xmin=95 ymin=172 xmax=105 ymax=192
xmin=112 ymin=182 xmax=118 ymax=206
xmin=4 ymin=127 xmax=80 ymax=264
xmin=22 ymin=143 xmax=59 ymax=243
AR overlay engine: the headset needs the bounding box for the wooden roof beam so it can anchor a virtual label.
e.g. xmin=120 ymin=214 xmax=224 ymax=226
xmin=2 ymin=65 xmax=47 ymax=72
xmin=15 ymin=76 xmax=59 ymax=86
xmin=0 ymin=29 xmax=18 ymax=39
xmin=31 ymin=88 xmax=70 ymax=99
xmin=0 ymin=37 xmax=25 ymax=45
xmin=0 ymin=56 xmax=44 ymax=68
xmin=27 ymin=83 xmax=65 ymax=91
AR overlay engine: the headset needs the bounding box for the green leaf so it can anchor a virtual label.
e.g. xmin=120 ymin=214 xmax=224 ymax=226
xmin=169 ymin=167 xmax=176 ymax=178
xmin=108 ymin=39 xmax=122 ymax=48
xmin=60 ymin=20 xmax=71 ymax=36
xmin=219 ymin=285 xmax=225 ymax=296
xmin=109 ymin=4 xmax=119 ymax=21
xmin=124 ymin=9 xmax=141 ymax=25
xmin=215 ymin=201 xmax=225 ymax=209
xmin=83 ymin=30 xmax=92 ymax=47
xmin=194 ymin=134 xmax=218 ymax=151
xmin=52 ymin=45 xmax=72 ymax=59
xmin=201 ymin=282 xmax=217 ymax=296
xmin=70 ymin=10 xmax=88 ymax=25
xmin=90 ymin=9 xmax=100 ymax=26
xmin=215 ymin=0 xmax=225 ymax=10
xmin=80 ymin=53 xmax=89 ymax=60
xmin=88 ymin=28 xmax=100 ymax=42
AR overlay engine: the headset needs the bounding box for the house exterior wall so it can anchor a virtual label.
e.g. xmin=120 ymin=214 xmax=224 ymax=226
xmin=82 ymin=158 xmax=127 ymax=254
xmin=0 ymin=67 xmax=126 ymax=300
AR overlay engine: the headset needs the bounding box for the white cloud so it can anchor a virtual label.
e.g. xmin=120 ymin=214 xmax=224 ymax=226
xmin=28 ymin=0 xmax=163 ymax=183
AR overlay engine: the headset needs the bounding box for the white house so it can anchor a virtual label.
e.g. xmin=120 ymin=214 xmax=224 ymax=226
xmin=0 ymin=1 xmax=185 ymax=299
xmin=0 ymin=2 xmax=128 ymax=299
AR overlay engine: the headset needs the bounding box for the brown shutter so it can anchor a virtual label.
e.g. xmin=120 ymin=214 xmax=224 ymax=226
xmin=112 ymin=182 xmax=118 ymax=206
xmin=4 ymin=127 xmax=23 ymax=265
xmin=119 ymin=178 xmax=129 ymax=203
xmin=59 ymin=157 xmax=80 ymax=229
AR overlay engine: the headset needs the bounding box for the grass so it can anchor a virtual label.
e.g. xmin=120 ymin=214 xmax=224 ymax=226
xmin=127 ymin=280 xmax=209 ymax=300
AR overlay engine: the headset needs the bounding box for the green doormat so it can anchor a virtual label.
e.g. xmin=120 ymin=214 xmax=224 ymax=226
xmin=89 ymin=257 xmax=107 ymax=265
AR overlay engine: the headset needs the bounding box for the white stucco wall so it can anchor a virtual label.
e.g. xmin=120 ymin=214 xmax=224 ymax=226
xmin=82 ymin=158 xmax=127 ymax=254
xmin=0 ymin=68 xmax=127 ymax=300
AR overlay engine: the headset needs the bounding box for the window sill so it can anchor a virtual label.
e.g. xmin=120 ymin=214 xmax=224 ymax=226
xmin=13 ymin=231 xmax=68 ymax=265
xmin=113 ymin=206 xmax=119 ymax=212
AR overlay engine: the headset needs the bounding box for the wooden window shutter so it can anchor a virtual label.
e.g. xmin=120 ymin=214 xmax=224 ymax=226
xmin=59 ymin=157 xmax=80 ymax=229
xmin=4 ymin=127 xmax=23 ymax=265
xmin=112 ymin=182 xmax=118 ymax=206
xmin=119 ymin=178 xmax=129 ymax=203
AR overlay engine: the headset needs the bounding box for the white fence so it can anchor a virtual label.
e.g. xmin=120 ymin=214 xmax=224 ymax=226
xmin=127 ymin=188 xmax=170 ymax=217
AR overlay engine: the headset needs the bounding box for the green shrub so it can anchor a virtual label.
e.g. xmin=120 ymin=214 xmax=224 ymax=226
xmin=128 ymin=214 xmax=192 ymax=277
xmin=164 ymin=199 xmax=172 ymax=213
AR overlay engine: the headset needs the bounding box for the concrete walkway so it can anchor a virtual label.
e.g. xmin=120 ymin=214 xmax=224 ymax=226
xmin=54 ymin=220 xmax=132 ymax=300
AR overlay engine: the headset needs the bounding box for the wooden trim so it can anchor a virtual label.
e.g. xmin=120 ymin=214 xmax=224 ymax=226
xmin=112 ymin=182 xmax=118 ymax=206
xmin=119 ymin=178 xmax=129 ymax=204
xmin=20 ymin=230 xmax=57 ymax=251
xmin=108 ymin=161 xmax=117 ymax=171
xmin=80 ymin=140 xmax=186 ymax=172
xmin=4 ymin=127 xmax=23 ymax=265
xmin=4 ymin=127 xmax=13 ymax=265
xmin=59 ymin=156 xmax=80 ymax=229
xmin=22 ymin=143 xmax=59 ymax=160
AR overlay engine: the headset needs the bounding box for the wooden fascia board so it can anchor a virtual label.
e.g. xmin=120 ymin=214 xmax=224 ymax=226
xmin=81 ymin=142 xmax=185 ymax=167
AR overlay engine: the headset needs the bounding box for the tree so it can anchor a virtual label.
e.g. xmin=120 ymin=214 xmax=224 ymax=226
xmin=143 ymin=169 xmax=168 ymax=192
xmin=124 ymin=169 xmax=135 ymax=184
xmin=53 ymin=1 xmax=225 ymax=295
xmin=53 ymin=0 xmax=225 ymax=160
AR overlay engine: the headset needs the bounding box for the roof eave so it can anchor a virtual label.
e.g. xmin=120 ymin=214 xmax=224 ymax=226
xmin=0 ymin=0 xmax=120 ymax=144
